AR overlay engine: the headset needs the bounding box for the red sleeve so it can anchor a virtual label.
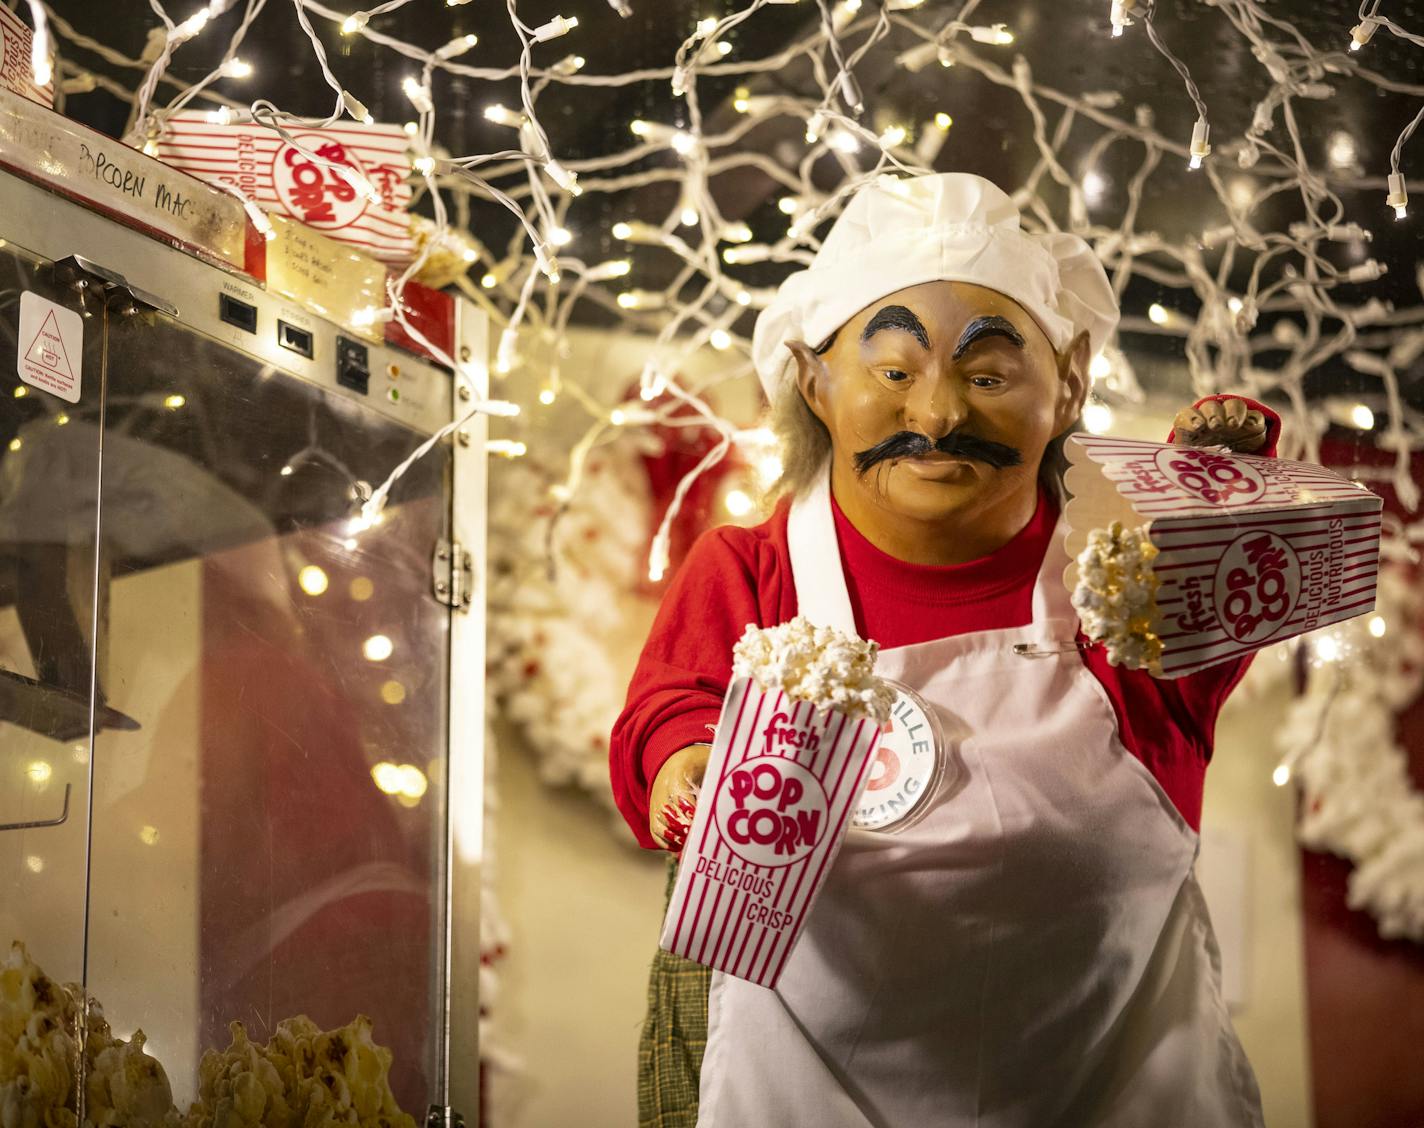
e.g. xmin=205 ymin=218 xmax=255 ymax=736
xmin=1166 ymin=395 xmax=1281 ymax=458
xmin=609 ymin=516 xmax=796 ymax=848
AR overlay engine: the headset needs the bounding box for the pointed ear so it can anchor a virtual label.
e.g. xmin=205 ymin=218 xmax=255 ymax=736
xmin=1055 ymin=331 xmax=1091 ymax=432
xmin=786 ymin=339 xmax=830 ymax=426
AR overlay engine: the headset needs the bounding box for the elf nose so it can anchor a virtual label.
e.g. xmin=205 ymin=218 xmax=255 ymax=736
xmin=905 ymin=373 xmax=967 ymax=440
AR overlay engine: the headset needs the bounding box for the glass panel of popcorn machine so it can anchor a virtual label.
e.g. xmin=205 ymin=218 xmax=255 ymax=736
xmin=80 ymin=306 xmax=453 ymax=1118
xmin=0 ymin=243 xmax=105 ymax=1121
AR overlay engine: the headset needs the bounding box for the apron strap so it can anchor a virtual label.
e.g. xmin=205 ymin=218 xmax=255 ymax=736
xmin=787 ymin=468 xmax=859 ymax=637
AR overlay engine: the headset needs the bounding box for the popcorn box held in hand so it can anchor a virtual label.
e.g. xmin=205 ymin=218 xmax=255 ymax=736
xmin=1064 ymin=434 xmax=1383 ymax=676
xmin=659 ymin=676 xmax=883 ymax=989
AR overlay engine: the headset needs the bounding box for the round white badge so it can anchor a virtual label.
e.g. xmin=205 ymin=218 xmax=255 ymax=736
xmin=852 ymin=683 xmax=944 ymax=832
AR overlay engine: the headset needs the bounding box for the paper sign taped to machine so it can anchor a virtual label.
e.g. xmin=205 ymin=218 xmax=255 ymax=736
xmin=17 ymin=292 xmax=82 ymax=403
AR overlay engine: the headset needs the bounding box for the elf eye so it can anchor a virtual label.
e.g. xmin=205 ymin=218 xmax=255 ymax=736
xmin=969 ymin=375 xmax=1004 ymax=389
xmin=881 ymin=369 xmax=910 ymax=383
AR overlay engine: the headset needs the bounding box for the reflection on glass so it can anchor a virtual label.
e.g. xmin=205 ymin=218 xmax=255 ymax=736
xmin=1 ymin=238 xmax=453 ymax=1118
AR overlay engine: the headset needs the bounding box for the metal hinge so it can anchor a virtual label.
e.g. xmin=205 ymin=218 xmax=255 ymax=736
xmin=53 ymin=254 xmax=177 ymax=316
xmin=425 ymin=1108 xmax=464 ymax=1128
xmin=433 ymin=539 xmax=473 ymax=610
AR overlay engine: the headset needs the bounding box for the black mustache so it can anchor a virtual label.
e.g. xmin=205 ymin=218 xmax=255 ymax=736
xmin=853 ymin=431 xmax=1024 ymax=475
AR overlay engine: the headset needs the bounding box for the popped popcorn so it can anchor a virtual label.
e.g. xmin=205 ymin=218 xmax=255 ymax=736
xmin=0 ymin=942 xmax=178 ymax=1128
xmin=184 ymin=1015 xmax=415 ymax=1128
xmin=732 ymin=616 xmax=895 ymax=724
xmin=1071 ymin=521 xmax=1164 ymax=673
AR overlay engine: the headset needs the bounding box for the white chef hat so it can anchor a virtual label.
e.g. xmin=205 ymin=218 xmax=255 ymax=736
xmin=751 ymin=173 xmax=1119 ymax=399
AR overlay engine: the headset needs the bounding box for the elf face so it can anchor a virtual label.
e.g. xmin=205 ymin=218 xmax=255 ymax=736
xmin=793 ymin=280 xmax=1087 ymax=536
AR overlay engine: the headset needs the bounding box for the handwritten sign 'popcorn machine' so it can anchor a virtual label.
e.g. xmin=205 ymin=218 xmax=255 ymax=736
xmin=1063 ymin=435 xmax=1383 ymax=677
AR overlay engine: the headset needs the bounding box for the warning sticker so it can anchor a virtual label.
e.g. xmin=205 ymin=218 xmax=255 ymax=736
xmin=17 ymin=292 xmax=82 ymax=403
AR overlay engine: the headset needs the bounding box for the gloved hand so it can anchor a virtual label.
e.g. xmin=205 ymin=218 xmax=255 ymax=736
xmin=649 ymin=744 xmax=710 ymax=852
xmin=1171 ymin=395 xmax=1269 ymax=454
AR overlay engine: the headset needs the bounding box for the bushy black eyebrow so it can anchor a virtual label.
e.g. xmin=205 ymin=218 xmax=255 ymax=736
xmin=860 ymin=305 xmax=930 ymax=350
xmin=952 ymin=315 xmax=1025 ymax=359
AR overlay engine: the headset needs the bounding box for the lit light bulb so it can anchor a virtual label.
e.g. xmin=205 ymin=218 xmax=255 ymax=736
xmin=778 ymin=196 xmax=800 ymax=215
xmin=878 ymin=124 xmax=908 ymax=148
xmin=413 ymin=155 xmax=436 ymax=176
xmin=402 ymin=76 xmax=433 ymax=114
xmin=164 ymin=394 xmax=186 ymax=409
xmin=722 ymin=221 xmax=753 ymax=243
xmin=341 ymin=12 xmax=369 ymax=35
xmin=486 ymin=439 xmax=528 ymax=458
xmin=484 ymin=104 xmax=524 ymax=128
xmin=1368 ymin=615 xmax=1387 ymax=638
xmin=670 ymin=130 xmax=698 ymax=156
xmin=13 ymin=387 xmax=27 ymax=398
xmin=548 ymin=226 xmax=573 ymax=247
xmin=710 ymin=328 xmax=733 ymax=350
xmin=680 ymin=206 xmax=699 ymax=227
xmin=934 ymin=112 xmax=952 ymax=131
xmin=1271 ymin=763 xmax=1291 ymax=787
xmin=222 ymin=57 xmax=253 ymax=78
xmin=1088 ymin=354 xmax=1112 ymax=382
xmin=1349 ymin=403 xmax=1375 ymax=430
xmin=363 ymin=634 xmax=394 ymax=662
xmin=828 ymin=130 xmax=860 ymax=154
xmin=1349 ymin=20 xmax=1376 ymax=50
xmin=1082 ymin=402 xmax=1115 ymax=434
xmin=584 ymin=258 xmax=632 ymax=281
xmin=206 ymin=105 xmax=234 ymax=125
xmin=298 ymin=565 xmax=329 ymax=596
xmin=969 ymin=23 xmax=1014 ymax=44
xmin=1227 ymin=296 xmax=1243 ymax=314
xmin=724 ymin=489 xmax=754 ymax=517
xmin=538 ymin=388 xmax=557 ymax=406
xmin=7 ymin=438 xmax=21 ymax=453
xmin=1147 ymin=303 xmax=1169 ymax=326
xmin=1313 ymin=635 xmax=1341 ymax=663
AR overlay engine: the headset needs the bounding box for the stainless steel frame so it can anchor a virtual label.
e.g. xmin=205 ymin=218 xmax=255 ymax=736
xmin=0 ymin=162 xmax=486 ymax=1123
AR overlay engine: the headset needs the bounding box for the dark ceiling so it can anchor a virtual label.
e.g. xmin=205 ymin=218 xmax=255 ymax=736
xmin=24 ymin=0 xmax=1424 ymax=409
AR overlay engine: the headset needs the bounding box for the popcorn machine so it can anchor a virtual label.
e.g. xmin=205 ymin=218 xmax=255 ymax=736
xmin=0 ymin=89 xmax=487 ymax=1124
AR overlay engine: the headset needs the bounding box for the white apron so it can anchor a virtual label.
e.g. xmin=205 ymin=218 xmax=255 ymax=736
xmin=696 ymin=477 xmax=1264 ymax=1128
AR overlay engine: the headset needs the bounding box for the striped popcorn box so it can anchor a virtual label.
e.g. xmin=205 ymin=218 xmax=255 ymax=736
xmin=1064 ymin=435 xmax=1383 ymax=677
xmin=1 ymin=5 xmax=55 ymax=108
xmin=155 ymin=112 xmax=415 ymax=265
xmin=659 ymin=675 xmax=884 ymax=989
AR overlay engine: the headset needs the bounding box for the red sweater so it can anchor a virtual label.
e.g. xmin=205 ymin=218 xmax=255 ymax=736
xmin=611 ymin=400 xmax=1281 ymax=848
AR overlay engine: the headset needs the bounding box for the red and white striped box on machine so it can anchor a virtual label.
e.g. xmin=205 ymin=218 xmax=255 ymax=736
xmin=1063 ymin=434 xmax=1383 ymax=677
xmin=660 ymin=677 xmax=882 ymax=989
xmin=0 ymin=6 xmax=54 ymax=108
xmin=155 ymin=112 xmax=415 ymax=266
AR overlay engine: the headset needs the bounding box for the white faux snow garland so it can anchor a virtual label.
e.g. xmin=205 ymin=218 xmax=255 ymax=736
xmin=485 ymin=441 xmax=656 ymax=808
xmin=1274 ymin=564 xmax=1424 ymax=942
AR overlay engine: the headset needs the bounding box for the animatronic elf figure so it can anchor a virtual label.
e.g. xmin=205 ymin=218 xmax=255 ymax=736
xmin=611 ymin=173 xmax=1278 ymax=1128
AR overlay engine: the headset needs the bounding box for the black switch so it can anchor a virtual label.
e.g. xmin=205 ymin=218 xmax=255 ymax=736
xmin=336 ymin=336 xmax=370 ymax=395
xmin=277 ymin=320 xmax=314 ymax=358
xmin=219 ymin=293 xmax=257 ymax=333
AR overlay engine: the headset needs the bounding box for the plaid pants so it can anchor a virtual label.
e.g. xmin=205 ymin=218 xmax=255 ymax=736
xmin=637 ymin=854 xmax=712 ymax=1128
